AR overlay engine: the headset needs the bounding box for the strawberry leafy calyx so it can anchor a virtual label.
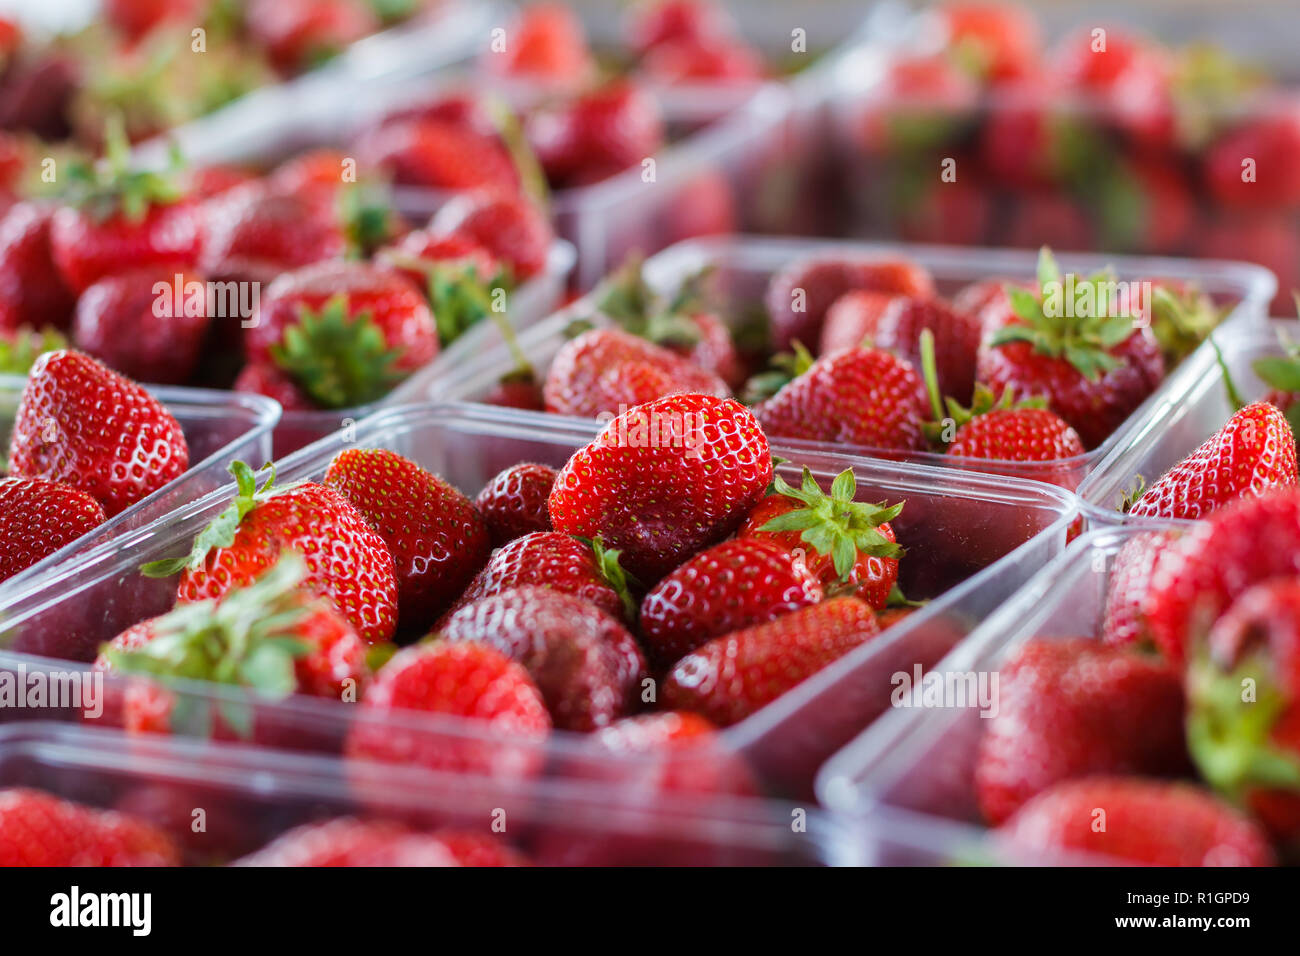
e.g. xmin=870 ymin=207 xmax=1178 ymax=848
xmin=104 ymin=552 xmax=315 ymax=697
xmin=142 ymin=460 xmax=280 ymax=578
xmin=337 ymin=182 xmax=402 ymax=259
xmin=593 ymin=256 xmax=711 ymax=351
xmin=1148 ymin=280 xmax=1226 ymax=363
xmin=918 ymin=328 xmax=1045 ymax=446
xmin=61 ymin=114 xmax=185 ymax=224
xmin=759 ymin=466 xmax=904 ymax=582
xmin=589 ymin=534 xmax=640 ymax=621
xmin=0 ymin=326 xmax=68 ymax=375
xmin=741 ymin=341 xmax=815 ymax=405
xmin=270 ymin=294 xmax=408 ymax=409
xmin=989 ymin=247 xmax=1138 ymax=383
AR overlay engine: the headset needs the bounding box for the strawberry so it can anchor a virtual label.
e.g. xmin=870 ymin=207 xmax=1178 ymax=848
xmin=358 ymin=118 xmax=519 ymax=192
xmin=895 ymin=175 xmax=993 ymax=247
xmin=237 ymin=820 xmax=529 ymax=867
xmin=938 ymin=2 xmax=1041 ymax=84
xmin=483 ymin=2 xmax=593 ymax=83
xmin=543 ymin=328 xmax=729 ymax=419
xmin=624 ymin=0 xmax=736 ymax=56
xmin=431 ymin=831 xmax=532 ymax=867
xmin=430 ymin=191 xmax=553 ymax=281
xmin=526 ymin=82 xmax=664 ymax=188
xmin=1054 ymin=28 xmax=1174 ymax=147
xmin=996 ymin=778 xmax=1273 ymax=866
xmin=246 ymin=0 xmax=378 ymax=74
xmin=372 ymin=92 xmax=496 ymax=138
xmin=821 ymin=293 xmax=979 ymax=404
xmin=589 ymin=711 xmax=754 ymax=796
xmin=548 ymin=393 xmax=773 ymax=582
xmin=974 ymin=638 xmax=1189 ymax=825
xmin=344 ymin=641 xmax=551 ymax=777
xmin=103 ymin=0 xmax=206 ymax=43
xmin=738 ymin=466 xmax=902 ymax=608
xmin=438 ymin=586 xmax=646 ymax=731
xmin=1189 ymin=578 xmax=1300 ymax=843
xmin=1004 ymin=192 xmax=1096 ymax=252
xmin=1204 ymin=107 xmax=1300 ymax=210
xmin=639 ymin=35 xmax=765 ymax=85
xmin=244 ymin=261 xmax=437 ymax=409
xmin=448 ymin=531 xmax=634 ymax=624
xmin=1100 ymin=530 xmax=1179 ymax=650
xmin=199 ymin=180 xmax=347 ymax=284
xmin=474 ymin=462 xmax=556 ymax=546
xmin=1196 ymin=213 xmax=1300 ymax=315
xmin=754 ymin=346 xmax=929 ymax=451
xmin=1143 ymin=487 xmax=1300 ymax=666
xmin=187 ymin=163 xmax=258 ymax=200
xmin=0 ymin=202 xmax=76 ymax=333
xmin=374 ymin=229 xmax=508 ymax=345
xmin=232 ymin=362 xmax=318 ymax=411
xmin=977 ymin=249 xmax=1164 ymax=449
xmin=857 ymin=53 xmax=979 ymax=155
xmin=640 ymin=537 xmax=823 ymax=669
xmin=321 ymin=447 xmax=490 ymax=627
xmin=765 ymin=255 xmax=936 ymax=352
xmin=0 ymin=476 xmax=106 ymax=583
xmin=71 ymin=269 xmax=211 ymax=385
xmin=976 ymin=77 xmax=1069 ymax=191
xmin=97 ymin=553 xmax=368 ymax=707
xmin=661 ymin=597 xmax=879 ymax=726
xmin=484 ymin=376 xmax=546 ymax=411
xmin=1098 ymin=157 xmax=1196 ymax=254
xmin=1127 ymin=403 xmax=1298 ymax=520
xmin=145 ymin=460 xmax=399 ymax=645
xmin=49 ymin=122 xmax=202 ymax=294
xmin=7 ymin=350 xmax=189 ymax=517
xmin=0 ymin=789 xmax=180 ymax=866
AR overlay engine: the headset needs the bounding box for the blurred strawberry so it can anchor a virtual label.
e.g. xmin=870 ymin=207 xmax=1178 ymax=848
xmin=938 ymin=2 xmax=1041 ymax=84
xmin=1205 ymin=106 xmax=1300 ymax=210
xmin=0 ymin=202 xmax=76 ymax=333
xmin=483 ymin=2 xmax=593 ymax=83
xmin=358 ymin=118 xmax=519 ymax=192
xmin=0 ymin=789 xmax=180 ymax=866
xmin=625 ymin=0 xmax=735 ymax=56
xmin=199 ymin=180 xmax=347 ymax=284
xmin=247 ymin=0 xmax=378 ymax=74
xmin=430 ymin=191 xmax=553 ymax=280
xmin=639 ymin=34 xmax=764 ymax=85
xmin=527 ymin=82 xmax=664 ymax=188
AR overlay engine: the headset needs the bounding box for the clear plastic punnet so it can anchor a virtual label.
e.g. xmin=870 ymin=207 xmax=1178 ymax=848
xmin=0 ymin=375 xmax=279 ymax=600
xmin=815 ymin=525 xmax=1190 ymax=865
xmin=430 ymin=234 xmax=1276 ymax=491
xmin=0 ymin=401 xmax=1078 ymax=800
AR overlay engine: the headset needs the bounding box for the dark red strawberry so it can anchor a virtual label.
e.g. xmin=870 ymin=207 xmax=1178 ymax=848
xmin=72 ymin=269 xmax=211 ymax=385
xmin=0 ymin=789 xmax=180 ymax=866
xmin=765 ymin=255 xmax=936 ymax=352
xmin=1205 ymin=107 xmax=1300 ymax=210
xmin=639 ymin=35 xmax=765 ymax=85
xmin=754 ymin=346 xmax=929 ymax=451
xmin=246 ymin=0 xmax=377 ymax=74
xmin=199 ymin=180 xmax=347 ymax=284
xmin=0 ymin=476 xmax=106 ymax=583
xmin=344 ymin=641 xmax=551 ymax=778
xmin=640 ymin=537 xmax=823 ymax=669
xmin=358 ymin=118 xmax=519 ymax=192
xmin=975 ymin=638 xmax=1190 ymax=825
xmin=187 ymin=163 xmax=258 ymax=200
xmin=661 ymin=597 xmax=879 ymax=726
xmin=526 ymin=82 xmax=664 ymax=187
xmin=146 ymin=461 xmax=399 ymax=646
xmin=7 ymin=350 xmax=189 ymax=517
xmin=997 ymin=778 xmax=1273 ymax=866
xmin=738 ymin=465 xmax=902 ymax=608
xmin=1100 ymin=530 xmax=1179 ymax=650
xmin=938 ymin=1 xmax=1041 ymax=83
xmin=430 ymin=191 xmax=553 ymax=281
xmin=244 ymin=261 xmax=437 ymax=409
xmin=549 ymin=393 xmax=773 ymax=582
xmin=474 ymin=462 xmax=556 ymax=546
xmin=1055 ymin=27 xmax=1174 ymax=147
xmin=438 ymin=586 xmax=645 ymax=731
xmin=232 ymin=362 xmax=318 ymax=411
xmin=483 ymin=2 xmax=593 ymax=82
xmin=1128 ymin=402 xmax=1298 ymax=520
xmin=323 ymin=447 xmax=491 ymax=627
xmin=0 ymin=202 xmax=76 ymax=332
xmin=624 ymin=0 xmax=736 ymax=56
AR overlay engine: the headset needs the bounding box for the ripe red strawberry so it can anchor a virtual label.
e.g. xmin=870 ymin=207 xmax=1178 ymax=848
xmin=438 ymin=586 xmax=646 ymax=731
xmin=344 ymin=641 xmax=551 ymax=777
xmin=97 ymin=553 xmax=368 ymax=708
xmin=72 ymin=269 xmax=211 ymax=385
xmin=589 ymin=711 xmax=755 ymax=796
xmin=548 ymin=393 xmax=773 ymax=582
xmin=738 ymin=466 xmax=902 ymax=608
xmin=1128 ymin=402 xmax=1298 ymax=520
xmin=639 ymin=35 xmax=765 ymax=85
xmin=199 ymin=180 xmax=347 ymax=284
xmin=372 ymin=92 xmax=496 ymax=138
xmin=483 ymin=376 xmax=546 ymax=411
xmin=430 ymin=191 xmax=553 ymax=281
xmin=974 ymin=638 xmax=1189 ymax=826
xmin=49 ymin=125 xmax=202 ymax=293
xmin=765 ymin=255 xmax=936 ymax=352
xmin=322 ymin=447 xmax=490 ymax=627
xmin=483 ymin=2 xmax=593 ymax=82
xmin=857 ymin=54 xmax=979 ymax=155
xmin=1204 ymin=107 xmax=1300 ymax=210
xmin=448 ymin=531 xmax=634 ymax=624
xmin=232 ymin=362 xmax=317 ymax=411
xmin=1055 ymin=28 xmax=1174 ymax=147
xmin=977 ymin=249 xmax=1165 ymax=449
xmin=244 ymin=261 xmax=437 ymax=409
xmin=474 ymin=462 xmax=556 ymax=546
xmin=0 ymin=789 xmax=180 ymax=866
xmin=1004 ymin=191 xmax=1096 ymax=252
xmin=527 ymin=82 xmax=665 ymax=188
xmin=1100 ymin=530 xmax=1179 ymax=650
xmin=187 ymin=163 xmax=258 ymax=200
xmin=0 ymin=476 xmax=106 ymax=583
xmin=821 ymin=293 xmax=979 ymax=404
xmin=977 ymin=76 xmax=1067 ymax=190
xmin=640 ymin=537 xmax=823 ymax=669
xmin=895 ymin=175 xmax=994 ymax=247
xmin=1197 ymin=213 xmax=1299 ymax=315
xmin=0 ymin=202 xmax=76 ymax=332
xmin=235 ymin=819 xmax=456 ymax=867
xmin=624 ymin=0 xmax=736 ymax=56
xmin=7 ymin=350 xmax=189 ymax=517
xmin=996 ymin=778 xmax=1274 ymax=867
xmin=1190 ymin=578 xmax=1300 ymax=843
xmin=938 ymin=1 xmax=1041 ymax=83
xmin=544 ymin=328 xmax=729 ymax=418
xmin=754 ymin=346 xmax=929 ymax=451
xmin=358 ymin=118 xmax=519 ymax=192
xmin=1143 ymin=487 xmax=1300 ymax=666
xmin=432 ymin=831 xmax=532 ymax=867
xmin=147 ymin=461 xmax=399 ymax=645
xmin=661 ymin=597 xmax=879 ymax=726
xmin=246 ymin=0 xmax=377 ymax=74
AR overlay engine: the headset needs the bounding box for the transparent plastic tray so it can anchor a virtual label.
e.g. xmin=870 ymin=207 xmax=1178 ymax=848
xmin=0 ymin=402 xmax=1079 ymax=800
xmin=815 ymin=524 xmax=1187 ymax=865
xmin=0 ymin=374 xmax=278 ymax=599
xmin=434 ymin=234 xmax=1276 ymax=491
xmin=0 ymin=722 xmax=852 ymax=866
xmin=1078 ymin=318 xmax=1300 ymax=524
